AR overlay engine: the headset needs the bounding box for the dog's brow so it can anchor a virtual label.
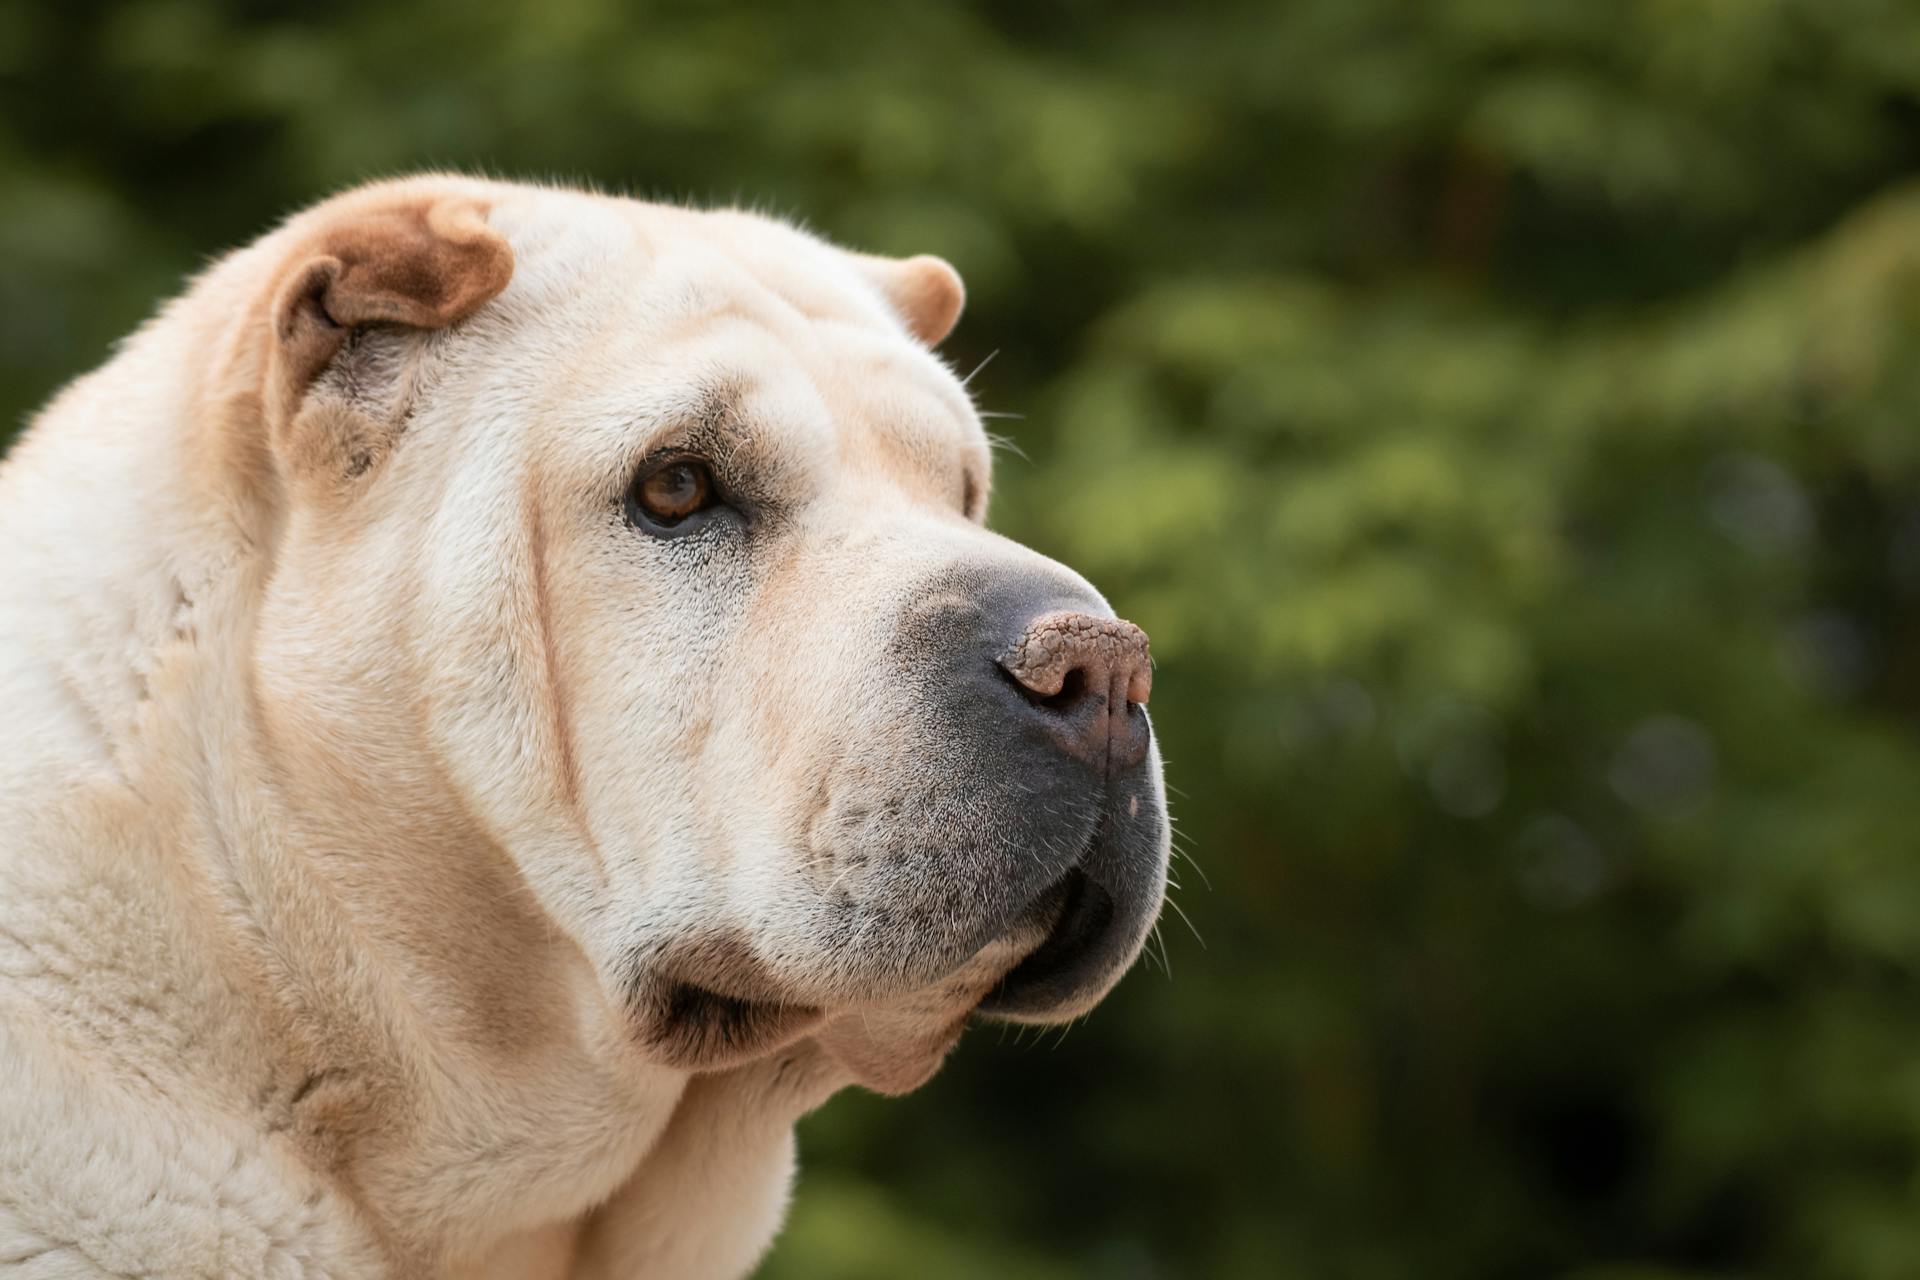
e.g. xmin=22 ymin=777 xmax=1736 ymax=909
xmin=643 ymin=379 xmax=745 ymax=448
xmin=656 ymin=378 xmax=779 ymax=477
xmin=688 ymin=380 xmax=747 ymax=433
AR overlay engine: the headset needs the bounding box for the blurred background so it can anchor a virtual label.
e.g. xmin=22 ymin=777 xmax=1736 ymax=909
xmin=7 ymin=2 xmax=1920 ymax=1276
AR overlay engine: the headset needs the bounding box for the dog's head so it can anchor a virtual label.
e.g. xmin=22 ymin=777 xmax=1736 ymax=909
xmin=239 ymin=178 xmax=1168 ymax=1090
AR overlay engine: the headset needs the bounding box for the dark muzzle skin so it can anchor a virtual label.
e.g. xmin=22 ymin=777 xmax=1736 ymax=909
xmin=899 ymin=567 xmax=1167 ymax=1020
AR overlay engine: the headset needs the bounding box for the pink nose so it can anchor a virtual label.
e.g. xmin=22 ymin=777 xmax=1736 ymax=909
xmin=997 ymin=611 xmax=1152 ymax=773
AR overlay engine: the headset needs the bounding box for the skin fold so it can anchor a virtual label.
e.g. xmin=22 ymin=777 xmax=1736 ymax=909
xmin=0 ymin=176 xmax=1169 ymax=1279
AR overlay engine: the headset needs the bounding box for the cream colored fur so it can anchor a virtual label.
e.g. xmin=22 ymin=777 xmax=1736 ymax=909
xmin=0 ymin=176 xmax=1165 ymax=1278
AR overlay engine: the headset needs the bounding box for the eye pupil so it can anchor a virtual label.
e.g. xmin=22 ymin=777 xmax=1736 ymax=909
xmin=637 ymin=460 xmax=713 ymax=525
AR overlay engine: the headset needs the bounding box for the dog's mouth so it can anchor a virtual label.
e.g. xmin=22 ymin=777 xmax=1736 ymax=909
xmin=976 ymin=864 xmax=1118 ymax=1019
xmin=976 ymin=775 xmax=1165 ymax=1023
xmin=627 ymin=773 xmax=1164 ymax=1065
xmin=636 ymin=980 xmax=823 ymax=1072
xmin=625 ymin=934 xmax=825 ymax=1072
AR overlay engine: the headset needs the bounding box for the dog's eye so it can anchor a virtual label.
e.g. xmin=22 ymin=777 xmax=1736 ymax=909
xmin=629 ymin=458 xmax=718 ymax=531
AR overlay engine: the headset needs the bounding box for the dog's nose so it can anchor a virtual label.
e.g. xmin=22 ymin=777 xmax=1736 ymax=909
xmin=997 ymin=610 xmax=1153 ymax=773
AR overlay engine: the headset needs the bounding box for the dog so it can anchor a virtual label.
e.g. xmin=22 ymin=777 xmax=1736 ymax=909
xmin=0 ymin=176 xmax=1169 ymax=1278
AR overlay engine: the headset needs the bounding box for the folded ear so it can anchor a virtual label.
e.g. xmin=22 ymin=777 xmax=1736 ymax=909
xmin=265 ymin=194 xmax=513 ymax=479
xmin=852 ymin=252 xmax=965 ymax=347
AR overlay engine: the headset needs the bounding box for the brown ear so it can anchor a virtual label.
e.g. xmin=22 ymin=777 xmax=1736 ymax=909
xmin=854 ymin=253 xmax=965 ymax=347
xmin=265 ymin=195 xmax=513 ymax=472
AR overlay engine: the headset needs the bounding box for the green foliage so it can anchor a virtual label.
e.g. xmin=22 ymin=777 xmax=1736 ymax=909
xmin=6 ymin=2 xmax=1920 ymax=1275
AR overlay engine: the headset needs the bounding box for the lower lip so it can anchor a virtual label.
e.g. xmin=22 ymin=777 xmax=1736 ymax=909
xmin=978 ymin=867 xmax=1117 ymax=1013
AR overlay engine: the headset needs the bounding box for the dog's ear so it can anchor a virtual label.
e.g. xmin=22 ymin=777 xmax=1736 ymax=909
xmin=853 ymin=253 xmax=965 ymax=347
xmin=264 ymin=195 xmax=513 ymax=480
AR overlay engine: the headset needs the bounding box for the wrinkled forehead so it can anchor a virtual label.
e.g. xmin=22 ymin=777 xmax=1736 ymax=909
xmin=490 ymin=191 xmax=989 ymax=500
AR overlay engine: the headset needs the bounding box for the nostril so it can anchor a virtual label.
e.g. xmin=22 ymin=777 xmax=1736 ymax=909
xmin=997 ymin=611 xmax=1150 ymax=708
xmin=1040 ymin=667 xmax=1087 ymax=712
xmin=995 ymin=607 xmax=1152 ymax=773
xmin=998 ymin=660 xmax=1087 ymax=711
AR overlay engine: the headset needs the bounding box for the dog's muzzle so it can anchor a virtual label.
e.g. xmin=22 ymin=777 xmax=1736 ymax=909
xmin=919 ymin=572 xmax=1167 ymax=1020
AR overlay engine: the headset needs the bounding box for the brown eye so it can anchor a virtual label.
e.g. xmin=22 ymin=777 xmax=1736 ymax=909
xmin=632 ymin=459 xmax=715 ymax=528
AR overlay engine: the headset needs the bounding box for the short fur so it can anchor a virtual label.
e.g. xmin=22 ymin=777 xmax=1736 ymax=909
xmin=0 ymin=176 xmax=1167 ymax=1279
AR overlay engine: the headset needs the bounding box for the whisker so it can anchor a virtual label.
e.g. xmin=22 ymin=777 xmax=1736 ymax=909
xmin=1142 ymin=920 xmax=1168 ymax=976
xmin=960 ymin=348 xmax=1000 ymax=388
xmin=1053 ymin=1013 xmax=1091 ymax=1051
xmin=1163 ymin=894 xmax=1206 ymax=948
xmin=985 ymin=430 xmax=1030 ymax=462
xmin=1171 ymin=846 xmax=1213 ymax=891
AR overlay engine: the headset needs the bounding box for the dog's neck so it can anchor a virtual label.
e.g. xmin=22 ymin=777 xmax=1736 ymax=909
xmin=0 ymin=271 xmax=847 ymax=1273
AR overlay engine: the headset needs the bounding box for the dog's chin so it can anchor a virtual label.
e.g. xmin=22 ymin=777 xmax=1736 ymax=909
xmin=810 ymin=924 xmax=1046 ymax=1094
